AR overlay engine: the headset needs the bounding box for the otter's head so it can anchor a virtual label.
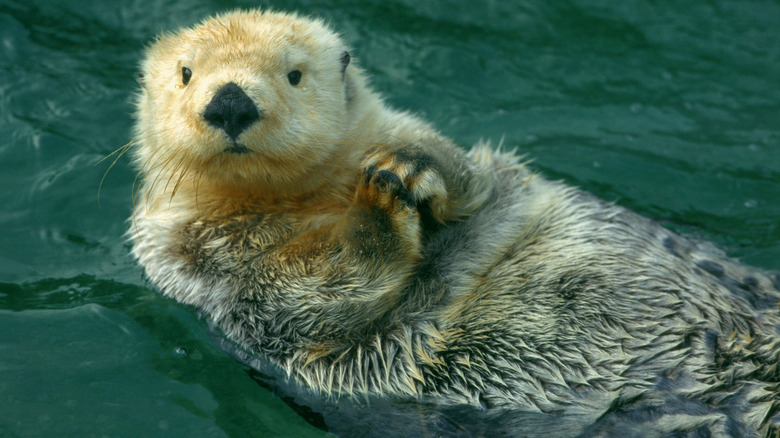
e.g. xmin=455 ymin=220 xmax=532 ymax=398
xmin=134 ymin=10 xmax=359 ymax=198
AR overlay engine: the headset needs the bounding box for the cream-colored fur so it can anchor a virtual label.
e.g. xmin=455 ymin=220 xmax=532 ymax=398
xmin=134 ymin=10 xmax=489 ymax=214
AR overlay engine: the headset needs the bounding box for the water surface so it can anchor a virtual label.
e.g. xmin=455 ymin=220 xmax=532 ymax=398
xmin=1 ymin=0 xmax=778 ymax=436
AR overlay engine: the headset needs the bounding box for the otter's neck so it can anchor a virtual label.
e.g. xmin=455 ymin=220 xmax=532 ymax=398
xmin=136 ymin=145 xmax=359 ymax=218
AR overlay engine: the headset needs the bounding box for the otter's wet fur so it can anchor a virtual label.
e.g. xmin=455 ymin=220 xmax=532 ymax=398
xmin=129 ymin=9 xmax=780 ymax=437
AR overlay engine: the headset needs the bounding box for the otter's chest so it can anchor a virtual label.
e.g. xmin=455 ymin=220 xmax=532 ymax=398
xmin=176 ymin=212 xmax=331 ymax=274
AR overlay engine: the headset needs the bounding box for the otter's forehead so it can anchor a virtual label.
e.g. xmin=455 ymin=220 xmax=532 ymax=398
xmin=143 ymin=10 xmax=348 ymax=80
xmin=178 ymin=11 xmax=342 ymax=61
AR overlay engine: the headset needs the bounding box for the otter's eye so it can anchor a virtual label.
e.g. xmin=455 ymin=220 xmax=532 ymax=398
xmin=181 ymin=67 xmax=192 ymax=85
xmin=287 ymin=70 xmax=302 ymax=86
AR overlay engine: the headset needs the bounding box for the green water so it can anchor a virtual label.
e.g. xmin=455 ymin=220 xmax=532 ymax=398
xmin=1 ymin=0 xmax=778 ymax=436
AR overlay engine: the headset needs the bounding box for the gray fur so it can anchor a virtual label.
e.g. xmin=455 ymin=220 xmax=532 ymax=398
xmin=136 ymin=149 xmax=779 ymax=437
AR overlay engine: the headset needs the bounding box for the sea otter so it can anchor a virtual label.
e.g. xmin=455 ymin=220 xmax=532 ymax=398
xmin=129 ymin=9 xmax=780 ymax=437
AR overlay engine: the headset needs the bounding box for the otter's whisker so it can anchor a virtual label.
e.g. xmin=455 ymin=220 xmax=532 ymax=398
xmin=163 ymin=147 xmax=189 ymax=197
xmin=169 ymin=155 xmax=195 ymax=204
xmin=141 ymin=145 xmax=182 ymax=210
xmin=194 ymin=154 xmax=215 ymax=211
xmin=97 ymin=140 xmax=137 ymax=208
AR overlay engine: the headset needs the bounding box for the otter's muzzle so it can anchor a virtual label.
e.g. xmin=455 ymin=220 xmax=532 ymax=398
xmin=203 ymin=82 xmax=262 ymax=140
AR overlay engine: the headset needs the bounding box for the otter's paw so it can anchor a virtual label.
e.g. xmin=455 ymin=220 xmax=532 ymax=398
xmin=358 ymin=167 xmax=415 ymax=213
xmin=354 ymin=166 xmax=421 ymax=255
xmin=362 ymin=147 xmax=449 ymax=222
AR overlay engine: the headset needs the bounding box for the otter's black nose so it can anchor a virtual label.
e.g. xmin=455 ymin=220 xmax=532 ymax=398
xmin=203 ymin=82 xmax=261 ymax=140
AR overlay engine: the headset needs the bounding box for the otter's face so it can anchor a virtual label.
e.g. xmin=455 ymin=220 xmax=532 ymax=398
xmin=135 ymin=11 xmax=353 ymax=193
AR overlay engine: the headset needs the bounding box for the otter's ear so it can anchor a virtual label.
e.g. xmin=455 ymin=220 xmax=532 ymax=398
xmin=137 ymin=72 xmax=146 ymax=88
xmin=340 ymin=51 xmax=350 ymax=76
